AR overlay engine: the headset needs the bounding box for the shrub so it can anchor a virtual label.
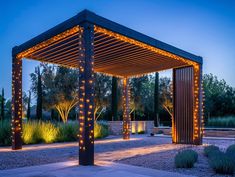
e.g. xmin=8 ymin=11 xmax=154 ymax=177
xmin=207 ymin=116 xmax=235 ymax=128
xmin=204 ymin=145 xmax=220 ymax=157
xmin=94 ymin=122 xmax=109 ymax=139
xmin=226 ymin=144 xmax=235 ymax=162
xmin=0 ymin=120 xmax=11 ymax=146
xmin=175 ymin=150 xmax=198 ymax=168
xmin=22 ymin=121 xmax=39 ymax=144
xmin=1 ymin=120 xmax=109 ymax=146
xmin=23 ymin=121 xmax=58 ymax=144
xmin=39 ymin=121 xmax=58 ymax=143
xmin=57 ymin=122 xmax=78 ymax=142
xmin=209 ymin=152 xmax=235 ymax=175
xmin=226 ymin=144 xmax=235 ymax=155
xmin=138 ymin=130 xmax=145 ymax=134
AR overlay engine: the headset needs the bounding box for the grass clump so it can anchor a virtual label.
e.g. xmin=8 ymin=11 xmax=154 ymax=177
xmin=94 ymin=122 xmax=109 ymax=139
xmin=39 ymin=121 xmax=58 ymax=143
xmin=204 ymin=145 xmax=235 ymax=175
xmin=226 ymin=144 xmax=235 ymax=155
xmin=0 ymin=120 xmax=11 ymax=146
xmin=57 ymin=122 xmax=78 ymax=142
xmin=23 ymin=121 xmax=58 ymax=144
xmin=204 ymin=145 xmax=220 ymax=157
xmin=22 ymin=121 xmax=39 ymax=144
xmin=209 ymin=152 xmax=235 ymax=175
xmin=138 ymin=130 xmax=145 ymax=134
xmin=175 ymin=149 xmax=198 ymax=168
xmin=1 ymin=120 xmax=109 ymax=146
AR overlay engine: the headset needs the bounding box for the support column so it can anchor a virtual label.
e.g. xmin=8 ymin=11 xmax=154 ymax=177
xmin=12 ymin=48 xmax=23 ymax=150
xmin=193 ymin=64 xmax=203 ymax=145
xmin=173 ymin=65 xmax=203 ymax=145
xmin=78 ymin=23 xmax=95 ymax=165
xmin=122 ymin=78 xmax=130 ymax=139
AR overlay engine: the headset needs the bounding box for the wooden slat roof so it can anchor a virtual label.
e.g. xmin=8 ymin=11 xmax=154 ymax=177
xmin=13 ymin=10 xmax=203 ymax=77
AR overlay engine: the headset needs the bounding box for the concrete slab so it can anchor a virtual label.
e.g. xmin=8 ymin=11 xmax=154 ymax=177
xmin=0 ymin=160 xmax=195 ymax=177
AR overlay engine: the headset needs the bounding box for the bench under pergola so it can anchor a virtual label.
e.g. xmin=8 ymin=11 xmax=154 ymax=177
xmin=12 ymin=10 xmax=203 ymax=165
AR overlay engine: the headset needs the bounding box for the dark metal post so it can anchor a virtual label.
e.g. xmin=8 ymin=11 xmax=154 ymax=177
xmin=12 ymin=48 xmax=23 ymax=150
xmin=123 ymin=77 xmax=130 ymax=139
xmin=78 ymin=23 xmax=95 ymax=165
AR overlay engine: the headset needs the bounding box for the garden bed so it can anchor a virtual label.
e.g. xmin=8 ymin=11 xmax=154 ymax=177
xmin=117 ymin=141 xmax=235 ymax=177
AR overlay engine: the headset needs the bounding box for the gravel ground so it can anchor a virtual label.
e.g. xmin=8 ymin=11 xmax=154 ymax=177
xmin=0 ymin=135 xmax=169 ymax=170
xmin=117 ymin=136 xmax=235 ymax=177
xmin=0 ymin=135 xmax=235 ymax=177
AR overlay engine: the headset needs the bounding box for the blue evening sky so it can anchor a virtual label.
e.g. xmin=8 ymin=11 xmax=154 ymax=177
xmin=0 ymin=0 xmax=235 ymax=99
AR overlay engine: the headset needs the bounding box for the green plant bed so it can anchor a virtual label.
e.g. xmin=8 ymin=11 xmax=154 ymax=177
xmin=0 ymin=120 xmax=109 ymax=146
xmin=175 ymin=150 xmax=198 ymax=168
xmin=0 ymin=120 xmax=11 ymax=146
xmin=207 ymin=116 xmax=235 ymax=128
xmin=57 ymin=122 xmax=78 ymax=142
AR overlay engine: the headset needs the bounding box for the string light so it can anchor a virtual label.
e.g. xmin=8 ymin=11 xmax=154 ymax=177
xmin=122 ymin=78 xmax=131 ymax=139
xmin=78 ymin=25 xmax=95 ymax=152
xmin=16 ymin=26 xmax=81 ymax=59
xmin=12 ymin=56 xmax=23 ymax=149
xmin=13 ymin=21 xmax=203 ymax=149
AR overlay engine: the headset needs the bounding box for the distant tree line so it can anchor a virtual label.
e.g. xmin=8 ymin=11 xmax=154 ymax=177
xmin=0 ymin=65 xmax=235 ymax=126
xmin=203 ymin=74 xmax=235 ymax=119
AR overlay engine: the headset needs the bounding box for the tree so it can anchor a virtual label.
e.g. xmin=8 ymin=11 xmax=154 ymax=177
xmin=42 ymin=65 xmax=79 ymax=123
xmin=130 ymin=76 xmax=149 ymax=120
xmin=111 ymin=76 xmax=118 ymax=121
xmin=203 ymin=74 xmax=235 ymax=118
xmin=154 ymin=72 xmax=159 ymax=127
xmin=159 ymin=77 xmax=173 ymax=117
xmin=94 ymin=73 xmax=112 ymax=121
xmin=31 ymin=64 xmax=80 ymax=123
xmin=141 ymin=75 xmax=154 ymax=120
xmin=1 ymin=88 xmax=5 ymax=120
xmin=27 ymin=91 xmax=31 ymax=119
xmin=31 ymin=66 xmax=43 ymax=120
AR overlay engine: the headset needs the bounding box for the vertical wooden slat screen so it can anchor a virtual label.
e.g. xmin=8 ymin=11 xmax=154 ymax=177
xmin=173 ymin=66 xmax=194 ymax=144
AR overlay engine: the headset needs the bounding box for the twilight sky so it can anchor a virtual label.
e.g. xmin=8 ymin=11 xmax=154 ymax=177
xmin=0 ymin=0 xmax=235 ymax=99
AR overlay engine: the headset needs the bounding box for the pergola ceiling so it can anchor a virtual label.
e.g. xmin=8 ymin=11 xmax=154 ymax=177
xmin=14 ymin=10 xmax=202 ymax=78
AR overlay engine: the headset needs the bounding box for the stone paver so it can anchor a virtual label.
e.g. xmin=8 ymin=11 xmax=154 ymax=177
xmin=0 ymin=160 xmax=195 ymax=177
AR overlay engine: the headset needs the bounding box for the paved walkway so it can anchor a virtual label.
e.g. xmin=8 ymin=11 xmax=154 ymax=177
xmin=0 ymin=135 xmax=234 ymax=177
xmin=0 ymin=160 xmax=194 ymax=177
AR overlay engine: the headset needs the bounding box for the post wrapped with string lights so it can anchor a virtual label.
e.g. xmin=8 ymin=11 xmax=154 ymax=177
xmin=12 ymin=47 xmax=23 ymax=150
xmin=193 ymin=64 xmax=203 ymax=145
xmin=122 ymin=78 xmax=131 ymax=139
xmin=78 ymin=23 xmax=95 ymax=165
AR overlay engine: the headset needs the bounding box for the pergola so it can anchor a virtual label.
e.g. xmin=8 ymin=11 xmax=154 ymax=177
xmin=12 ymin=10 xmax=203 ymax=165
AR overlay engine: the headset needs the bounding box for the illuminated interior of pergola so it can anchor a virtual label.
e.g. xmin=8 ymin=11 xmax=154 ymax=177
xmin=12 ymin=10 xmax=204 ymax=165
